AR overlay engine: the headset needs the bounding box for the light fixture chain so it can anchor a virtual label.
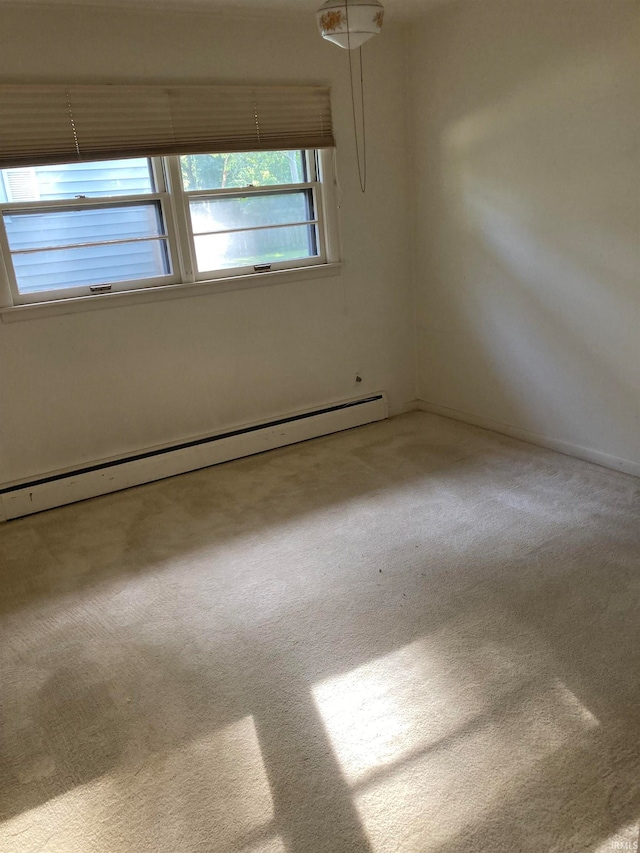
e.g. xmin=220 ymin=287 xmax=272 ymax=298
xmin=358 ymin=46 xmax=367 ymax=193
xmin=346 ymin=2 xmax=367 ymax=194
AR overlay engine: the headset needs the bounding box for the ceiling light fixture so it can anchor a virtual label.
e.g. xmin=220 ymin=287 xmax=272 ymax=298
xmin=317 ymin=0 xmax=384 ymax=192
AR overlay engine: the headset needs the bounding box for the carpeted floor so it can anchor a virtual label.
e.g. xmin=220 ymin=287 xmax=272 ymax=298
xmin=0 ymin=412 xmax=638 ymax=853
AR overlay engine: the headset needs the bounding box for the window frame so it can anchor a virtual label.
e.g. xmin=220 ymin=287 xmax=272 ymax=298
xmin=0 ymin=158 xmax=182 ymax=304
xmin=0 ymin=148 xmax=339 ymax=312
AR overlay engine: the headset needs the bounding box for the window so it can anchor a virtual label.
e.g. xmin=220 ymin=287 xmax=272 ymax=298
xmin=0 ymin=148 xmax=337 ymax=306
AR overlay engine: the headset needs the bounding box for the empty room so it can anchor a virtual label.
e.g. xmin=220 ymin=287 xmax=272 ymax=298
xmin=0 ymin=1 xmax=638 ymax=852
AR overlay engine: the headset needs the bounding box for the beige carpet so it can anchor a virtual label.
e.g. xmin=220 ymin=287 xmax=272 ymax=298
xmin=0 ymin=412 xmax=638 ymax=853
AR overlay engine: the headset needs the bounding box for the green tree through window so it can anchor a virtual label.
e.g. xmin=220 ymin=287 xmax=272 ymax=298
xmin=180 ymin=150 xmax=306 ymax=191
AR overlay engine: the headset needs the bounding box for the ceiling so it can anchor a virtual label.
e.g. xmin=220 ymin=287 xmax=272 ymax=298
xmin=0 ymin=0 xmax=449 ymax=22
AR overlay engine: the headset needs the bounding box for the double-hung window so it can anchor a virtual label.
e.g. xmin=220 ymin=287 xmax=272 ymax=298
xmin=0 ymin=149 xmax=335 ymax=304
xmin=0 ymin=158 xmax=176 ymax=301
xmin=0 ymin=84 xmax=338 ymax=311
xmin=177 ymin=150 xmax=325 ymax=279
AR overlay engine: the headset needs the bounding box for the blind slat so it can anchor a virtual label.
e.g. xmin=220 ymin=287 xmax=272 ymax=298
xmin=0 ymin=84 xmax=335 ymax=168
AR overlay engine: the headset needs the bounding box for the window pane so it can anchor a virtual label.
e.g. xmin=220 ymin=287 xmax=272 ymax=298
xmin=4 ymin=203 xmax=166 ymax=251
xmin=12 ymin=240 xmax=171 ymax=294
xmin=0 ymin=158 xmax=154 ymax=203
xmin=4 ymin=201 xmax=171 ymax=294
xmin=181 ymin=151 xmax=307 ymax=191
xmin=190 ymin=191 xmax=313 ymax=236
xmin=194 ymin=224 xmax=317 ymax=272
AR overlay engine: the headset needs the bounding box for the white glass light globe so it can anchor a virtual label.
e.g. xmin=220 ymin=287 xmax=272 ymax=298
xmin=316 ymin=0 xmax=384 ymax=50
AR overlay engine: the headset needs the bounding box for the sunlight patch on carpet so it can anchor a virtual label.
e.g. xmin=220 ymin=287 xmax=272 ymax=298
xmin=313 ymin=625 xmax=600 ymax=851
xmin=0 ymin=715 xmax=276 ymax=853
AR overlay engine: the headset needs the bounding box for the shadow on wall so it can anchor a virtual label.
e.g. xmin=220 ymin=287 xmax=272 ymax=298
xmin=415 ymin=0 xmax=640 ymax=460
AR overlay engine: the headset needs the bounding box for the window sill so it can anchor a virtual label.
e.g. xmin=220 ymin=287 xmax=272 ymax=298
xmin=0 ymin=262 xmax=342 ymax=323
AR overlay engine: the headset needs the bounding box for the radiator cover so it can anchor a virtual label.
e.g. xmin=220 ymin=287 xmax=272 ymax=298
xmin=0 ymin=394 xmax=387 ymax=520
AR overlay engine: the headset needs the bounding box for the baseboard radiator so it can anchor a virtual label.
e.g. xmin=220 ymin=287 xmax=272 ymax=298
xmin=0 ymin=393 xmax=388 ymax=521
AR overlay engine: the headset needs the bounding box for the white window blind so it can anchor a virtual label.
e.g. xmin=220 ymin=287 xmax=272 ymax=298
xmin=0 ymin=84 xmax=335 ymax=168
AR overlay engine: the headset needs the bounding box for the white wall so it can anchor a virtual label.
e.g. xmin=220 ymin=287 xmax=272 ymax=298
xmin=410 ymin=0 xmax=640 ymax=470
xmin=0 ymin=5 xmax=415 ymax=484
xmin=3 ymin=1 xmax=638 ymax=487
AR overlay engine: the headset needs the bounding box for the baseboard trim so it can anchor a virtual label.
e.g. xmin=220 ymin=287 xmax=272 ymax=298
xmin=417 ymin=400 xmax=640 ymax=478
xmin=388 ymin=399 xmax=419 ymax=417
xmin=0 ymin=393 xmax=388 ymax=521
